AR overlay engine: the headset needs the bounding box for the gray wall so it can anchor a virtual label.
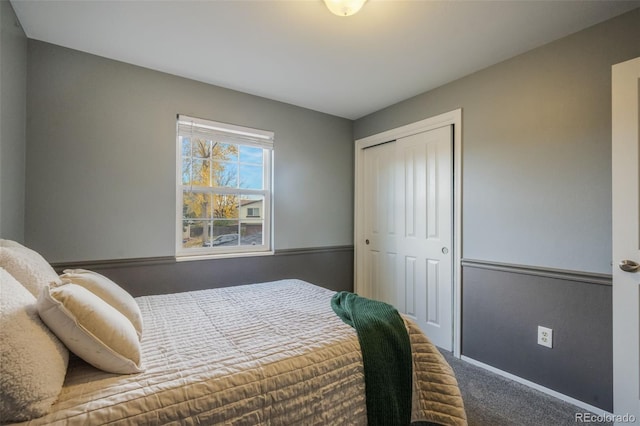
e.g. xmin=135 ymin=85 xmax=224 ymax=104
xmin=354 ymin=8 xmax=639 ymax=411
xmin=462 ymin=263 xmax=613 ymax=411
xmin=25 ymin=40 xmax=354 ymax=263
xmin=355 ymin=8 xmax=640 ymax=275
xmin=0 ymin=0 xmax=27 ymax=242
xmin=52 ymin=246 xmax=354 ymax=297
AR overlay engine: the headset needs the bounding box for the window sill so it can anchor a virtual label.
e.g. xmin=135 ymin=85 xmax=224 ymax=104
xmin=175 ymin=250 xmax=275 ymax=262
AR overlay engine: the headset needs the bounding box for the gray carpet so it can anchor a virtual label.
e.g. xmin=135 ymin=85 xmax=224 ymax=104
xmin=439 ymin=350 xmax=612 ymax=426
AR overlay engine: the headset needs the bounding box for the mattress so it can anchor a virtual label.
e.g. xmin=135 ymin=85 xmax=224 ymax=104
xmin=15 ymin=279 xmax=466 ymax=425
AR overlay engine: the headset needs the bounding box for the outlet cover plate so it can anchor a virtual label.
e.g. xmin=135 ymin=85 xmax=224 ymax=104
xmin=537 ymin=326 xmax=553 ymax=348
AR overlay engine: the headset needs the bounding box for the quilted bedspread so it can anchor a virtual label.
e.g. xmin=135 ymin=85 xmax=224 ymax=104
xmin=15 ymin=279 xmax=467 ymax=425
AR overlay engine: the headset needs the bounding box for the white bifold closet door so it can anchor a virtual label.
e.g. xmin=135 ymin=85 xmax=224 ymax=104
xmin=361 ymin=125 xmax=453 ymax=350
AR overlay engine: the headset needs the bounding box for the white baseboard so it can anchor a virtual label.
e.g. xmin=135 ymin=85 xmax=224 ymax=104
xmin=460 ymin=356 xmax=612 ymax=418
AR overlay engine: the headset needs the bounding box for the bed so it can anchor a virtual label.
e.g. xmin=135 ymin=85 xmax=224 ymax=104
xmin=1 ymin=240 xmax=467 ymax=425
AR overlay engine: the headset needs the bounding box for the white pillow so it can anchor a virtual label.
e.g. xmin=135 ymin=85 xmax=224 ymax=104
xmin=37 ymin=284 xmax=144 ymax=375
xmin=0 ymin=268 xmax=69 ymax=422
xmin=60 ymin=269 xmax=143 ymax=340
xmin=0 ymin=239 xmax=62 ymax=297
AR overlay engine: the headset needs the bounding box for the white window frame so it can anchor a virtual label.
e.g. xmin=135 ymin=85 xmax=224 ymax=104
xmin=175 ymin=115 xmax=274 ymax=260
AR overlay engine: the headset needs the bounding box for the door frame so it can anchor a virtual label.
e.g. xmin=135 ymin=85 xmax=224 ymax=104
xmin=354 ymin=108 xmax=463 ymax=357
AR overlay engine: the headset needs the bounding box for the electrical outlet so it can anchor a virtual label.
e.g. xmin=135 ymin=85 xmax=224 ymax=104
xmin=537 ymin=326 xmax=553 ymax=348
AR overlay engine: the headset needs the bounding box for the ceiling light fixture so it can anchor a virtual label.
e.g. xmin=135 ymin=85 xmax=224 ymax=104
xmin=323 ymin=0 xmax=367 ymax=17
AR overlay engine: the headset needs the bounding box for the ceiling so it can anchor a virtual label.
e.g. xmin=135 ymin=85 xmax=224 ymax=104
xmin=10 ymin=0 xmax=640 ymax=120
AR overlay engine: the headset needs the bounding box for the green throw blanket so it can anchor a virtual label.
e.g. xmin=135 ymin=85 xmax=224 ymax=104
xmin=331 ymin=291 xmax=412 ymax=426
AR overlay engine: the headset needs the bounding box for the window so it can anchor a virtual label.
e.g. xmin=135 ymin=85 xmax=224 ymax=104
xmin=246 ymin=207 xmax=260 ymax=218
xmin=176 ymin=115 xmax=273 ymax=258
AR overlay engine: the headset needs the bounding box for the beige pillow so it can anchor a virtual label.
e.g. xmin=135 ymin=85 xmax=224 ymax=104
xmin=60 ymin=269 xmax=143 ymax=340
xmin=0 ymin=268 xmax=69 ymax=422
xmin=0 ymin=239 xmax=24 ymax=248
xmin=37 ymin=284 xmax=144 ymax=374
xmin=0 ymin=239 xmax=62 ymax=297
